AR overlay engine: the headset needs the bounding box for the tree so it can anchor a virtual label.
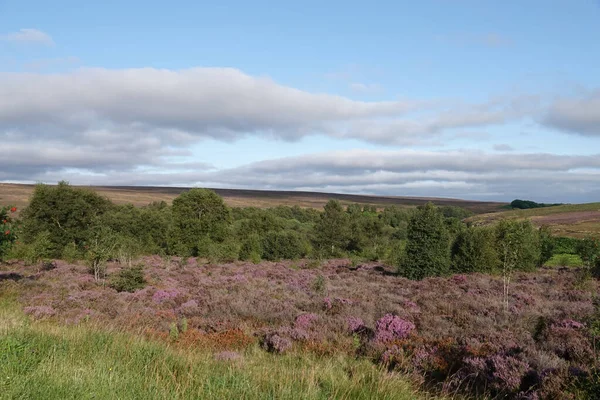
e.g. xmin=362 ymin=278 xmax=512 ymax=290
xmin=495 ymin=220 xmax=541 ymax=311
xmin=400 ymin=202 xmax=451 ymax=280
xmin=313 ymin=200 xmax=351 ymax=257
xmin=169 ymin=189 xmax=231 ymax=256
xmin=20 ymin=182 xmax=113 ymax=256
xmin=451 ymin=226 xmax=498 ymax=273
xmin=0 ymin=205 xmax=18 ymax=260
xmin=262 ymin=230 xmax=307 ymax=261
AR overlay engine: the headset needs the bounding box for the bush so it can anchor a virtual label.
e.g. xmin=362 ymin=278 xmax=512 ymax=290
xmin=85 ymin=226 xmax=119 ymax=280
xmin=495 ymin=219 xmax=541 ymax=272
xmin=545 ymin=253 xmax=584 ymax=268
xmin=451 ymin=226 xmax=498 ymax=273
xmin=576 ymin=236 xmax=600 ymax=268
xmin=169 ymin=189 xmax=231 ymax=256
xmin=207 ymin=239 xmax=240 ymax=263
xmin=61 ymin=242 xmax=82 ymax=263
xmin=239 ymin=233 xmax=263 ymax=262
xmin=0 ymin=205 xmax=18 ymax=260
xmin=20 ymin=182 xmax=113 ymax=256
xmin=313 ymin=200 xmax=351 ymax=257
xmin=110 ymin=265 xmax=146 ymax=293
xmin=400 ymin=203 xmax=451 ymax=280
xmin=262 ymin=230 xmax=307 ymax=261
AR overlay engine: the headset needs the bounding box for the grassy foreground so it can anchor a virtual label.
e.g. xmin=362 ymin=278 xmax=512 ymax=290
xmin=0 ymin=298 xmax=432 ymax=400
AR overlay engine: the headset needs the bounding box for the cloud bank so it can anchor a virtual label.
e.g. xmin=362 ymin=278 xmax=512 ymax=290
xmin=1 ymin=67 xmax=599 ymax=201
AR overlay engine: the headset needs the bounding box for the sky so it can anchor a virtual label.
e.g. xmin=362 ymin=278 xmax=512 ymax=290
xmin=1 ymin=0 xmax=600 ymax=202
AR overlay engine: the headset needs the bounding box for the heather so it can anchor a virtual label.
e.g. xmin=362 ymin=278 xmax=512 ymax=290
xmin=2 ymin=184 xmax=600 ymax=399
xmin=2 ymin=257 xmax=600 ymax=398
xmin=0 ymin=297 xmax=427 ymax=400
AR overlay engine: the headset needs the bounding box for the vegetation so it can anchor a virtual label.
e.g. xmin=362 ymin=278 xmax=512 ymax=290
xmin=5 ymin=182 xmax=600 ymax=280
xmin=3 ymin=183 xmax=600 ymax=399
xmin=400 ymin=203 xmax=450 ymax=279
xmin=510 ymin=199 xmax=563 ymax=210
xmin=0 ymin=299 xmax=427 ymax=400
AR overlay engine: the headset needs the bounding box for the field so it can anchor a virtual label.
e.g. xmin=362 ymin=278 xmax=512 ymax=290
xmin=0 ymin=183 xmax=506 ymax=214
xmin=2 ymin=257 xmax=599 ymax=399
xmin=468 ymin=203 xmax=600 ymax=238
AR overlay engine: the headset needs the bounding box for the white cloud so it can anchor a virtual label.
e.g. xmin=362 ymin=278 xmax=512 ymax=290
xmin=1 ymin=66 xmax=598 ymax=201
xmin=493 ymin=144 xmax=515 ymax=151
xmin=542 ymin=89 xmax=600 ymax=136
xmin=0 ymin=28 xmax=55 ymax=46
xmin=5 ymin=149 xmax=600 ymax=203
xmin=349 ymin=82 xmax=383 ymax=94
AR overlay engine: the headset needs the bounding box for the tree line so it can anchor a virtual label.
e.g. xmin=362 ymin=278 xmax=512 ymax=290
xmin=3 ymin=182 xmax=599 ymax=279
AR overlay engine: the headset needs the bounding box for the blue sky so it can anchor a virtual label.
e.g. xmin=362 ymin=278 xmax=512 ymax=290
xmin=1 ymin=0 xmax=600 ymax=202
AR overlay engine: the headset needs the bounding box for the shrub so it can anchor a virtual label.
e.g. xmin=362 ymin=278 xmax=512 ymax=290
xmin=576 ymin=236 xmax=600 ymax=268
xmin=495 ymin=219 xmax=541 ymax=272
xmin=26 ymin=231 xmax=56 ymax=265
xmin=20 ymin=182 xmax=113 ymax=255
xmin=400 ymin=203 xmax=450 ymax=280
xmin=0 ymin=205 xmax=18 ymax=260
xmin=451 ymin=226 xmax=498 ymax=273
xmin=110 ymin=265 xmax=146 ymax=293
xmin=262 ymin=230 xmax=307 ymax=261
xmin=313 ymin=200 xmax=351 ymax=257
xmin=169 ymin=189 xmax=231 ymax=256
xmin=85 ymin=226 xmax=119 ymax=280
xmin=61 ymin=242 xmax=82 ymax=263
xmin=239 ymin=233 xmax=263 ymax=262
xmin=207 ymin=239 xmax=240 ymax=263
xmin=545 ymin=253 xmax=584 ymax=268
xmin=374 ymin=314 xmax=415 ymax=343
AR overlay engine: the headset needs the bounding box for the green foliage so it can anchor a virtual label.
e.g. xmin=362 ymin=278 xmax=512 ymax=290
xmin=545 ymin=253 xmax=584 ymax=268
xmin=110 ymin=265 xmax=147 ymax=293
xmin=85 ymin=226 xmax=120 ymax=280
xmin=262 ymin=230 xmax=307 ymax=261
xmin=576 ymin=236 xmax=600 ymax=268
xmin=99 ymin=203 xmax=171 ymax=255
xmin=313 ymin=274 xmax=326 ymax=295
xmin=61 ymin=242 xmax=81 ymax=263
xmin=27 ymin=231 xmax=56 ymax=265
xmin=0 ymin=304 xmax=423 ymax=400
xmin=439 ymin=205 xmax=473 ymax=220
xmin=495 ymin=219 xmax=541 ymax=272
xmin=510 ymin=199 xmax=562 ymax=209
xmin=553 ymin=236 xmax=581 ymax=254
xmin=169 ymin=323 xmax=179 ymax=341
xmin=206 ymin=239 xmax=240 ymax=263
xmin=400 ymin=203 xmax=451 ymax=280
xmin=451 ymin=226 xmax=498 ymax=273
xmin=313 ymin=200 xmax=351 ymax=257
xmin=0 ymin=205 xmax=18 ymax=260
xmin=539 ymin=225 xmax=554 ymax=265
xmin=169 ymin=189 xmax=231 ymax=256
xmin=20 ymin=182 xmax=113 ymax=256
xmin=239 ymin=233 xmax=263 ymax=262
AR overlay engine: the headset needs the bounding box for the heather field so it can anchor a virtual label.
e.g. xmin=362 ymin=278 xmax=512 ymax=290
xmin=2 ymin=257 xmax=600 ymax=399
xmin=469 ymin=203 xmax=600 ymax=239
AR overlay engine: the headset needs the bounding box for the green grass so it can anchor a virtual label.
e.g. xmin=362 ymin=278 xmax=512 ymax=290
xmin=545 ymin=253 xmax=584 ymax=268
xmin=0 ymin=298 xmax=436 ymax=400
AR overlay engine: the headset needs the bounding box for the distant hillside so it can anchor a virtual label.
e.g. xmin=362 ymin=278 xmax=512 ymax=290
xmin=0 ymin=183 xmax=506 ymax=214
xmin=468 ymin=202 xmax=600 ymax=238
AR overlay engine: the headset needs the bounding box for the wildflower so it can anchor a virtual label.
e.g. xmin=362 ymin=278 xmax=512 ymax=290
xmin=4 ymin=230 xmax=9 ymax=235
xmin=374 ymin=314 xmax=415 ymax=343
xmin=10 ymin=207 xmax=16 ymax=213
